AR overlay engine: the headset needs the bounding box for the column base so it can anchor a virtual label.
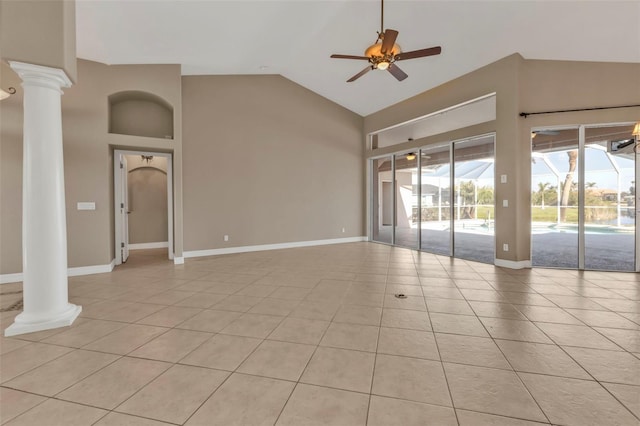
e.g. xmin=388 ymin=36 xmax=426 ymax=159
xmin=4 ymin=303 xmax=82 ymax=337
xmin=494 ymin=259 xmax=532 ymax=269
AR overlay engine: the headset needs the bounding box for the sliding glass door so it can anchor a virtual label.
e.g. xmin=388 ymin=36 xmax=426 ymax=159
xmin=394 ymin=153 xmax=419 ymax=249
xmin=531 ymin=128 xmax=580 ymax=268
xmin=372 ymin=156 xmax=393 ymax=244
xmin=453 ymin=137 xmax=495 ymax=263
xmin=370 ymin=134 xmax=496 ymax=264
xmin=584 ymin=125 xmax=636 ymax=271
xmin=420 ymin=144 xmax=451 ymax=255
xmin=531 ymin=123 xmax=637 ymax=271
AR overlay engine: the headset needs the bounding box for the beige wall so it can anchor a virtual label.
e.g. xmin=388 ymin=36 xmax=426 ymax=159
xmin=182 ymin=75 xmax=364 ymax=251
xmin=0 ymin=59 xmax=183 ymax=274
xmin=0 ymin=62 xmax=23 ymax=274
xmin=68 ymin=61 xmax=183 ymax=267
xmin=126 ymin=156 xmax=168 ymax=244
xmin=110 ymin=98 xmax=174 ymax=139
xmin=0 ymin=0 xmax=77 ymax=82
xmin=364 ymin=55 xmax=640 ymax=264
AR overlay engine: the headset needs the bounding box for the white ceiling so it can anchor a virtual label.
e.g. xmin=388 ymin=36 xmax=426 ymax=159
xmin=76 ymin=0 xmax=640 ymax=116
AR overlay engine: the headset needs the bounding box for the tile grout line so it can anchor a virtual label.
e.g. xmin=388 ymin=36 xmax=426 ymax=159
xmin=536 ymin=332 xmax=640 ymax=423
xmin=447 ymin=265 xmax=553 ymax=425
xmin=270 ymin=271 xmax=351 ymax=426
xmin=422 ymin=252 xmax=462 ymax=426
xmin=364 ymin=257 xmax=389 ymax=426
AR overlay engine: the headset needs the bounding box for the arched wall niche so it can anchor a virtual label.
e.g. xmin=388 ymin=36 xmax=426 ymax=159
xmin=109 ymin=90 xmax=174 ymax=139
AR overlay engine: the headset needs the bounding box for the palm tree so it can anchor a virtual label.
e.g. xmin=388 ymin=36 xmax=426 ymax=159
xmin=560 ymin=150 xmax=578 ymax=222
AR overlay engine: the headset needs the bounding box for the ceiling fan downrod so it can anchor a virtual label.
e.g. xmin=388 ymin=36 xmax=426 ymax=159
xmin=380 ymin=0 xmax=384 ymax=36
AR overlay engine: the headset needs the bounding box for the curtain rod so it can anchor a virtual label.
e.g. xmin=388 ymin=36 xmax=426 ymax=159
xmin=519 ymin=104 xmax=640 ymax=118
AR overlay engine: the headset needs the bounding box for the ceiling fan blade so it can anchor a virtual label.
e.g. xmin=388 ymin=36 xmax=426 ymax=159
xmin=395 ymin=46 xmax=442 ymax=61
xmin=347 ymin=66 xmax=373 ymax=82
xmin=381 ymin=29 xmax=398 ymax=54
xmin=388 ymin=64 xmax=408 ymax=81
xmin=331 ymin=54 xmax=370 ymax=60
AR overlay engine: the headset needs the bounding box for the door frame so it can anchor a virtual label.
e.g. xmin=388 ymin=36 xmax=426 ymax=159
xmin=120 ymin=155 xmax=130 ymax=263
xmin=114 ymin=149 xmax=174 ymax=265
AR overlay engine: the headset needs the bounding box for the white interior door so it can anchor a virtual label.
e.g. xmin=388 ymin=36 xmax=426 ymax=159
xmin=121 ymin=155 xmax=130 ymax=263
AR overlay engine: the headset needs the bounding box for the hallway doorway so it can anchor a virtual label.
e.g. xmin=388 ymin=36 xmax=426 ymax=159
xmin=114 ymin=150 xmax=174 ymax=265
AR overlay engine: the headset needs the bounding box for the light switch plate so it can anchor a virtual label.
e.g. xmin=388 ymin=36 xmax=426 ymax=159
xmin=77 ymin=202 xmax=95 ymax=211
xmin=502 ymin=199 xmax=508 ymax=207
xmin=500 ymin=174 xmax=507 ymax=184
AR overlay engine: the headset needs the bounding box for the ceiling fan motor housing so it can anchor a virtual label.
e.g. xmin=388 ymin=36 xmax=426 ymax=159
xmin=365 ymin=42 xmax=401 ymax=68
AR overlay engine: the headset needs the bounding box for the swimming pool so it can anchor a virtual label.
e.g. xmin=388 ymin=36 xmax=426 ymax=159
xmin=532 ymin=222 xmax=634 ymax=234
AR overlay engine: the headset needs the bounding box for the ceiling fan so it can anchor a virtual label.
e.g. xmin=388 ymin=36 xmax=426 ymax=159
xmin=330 ymin=0 xmax=442 ymax=82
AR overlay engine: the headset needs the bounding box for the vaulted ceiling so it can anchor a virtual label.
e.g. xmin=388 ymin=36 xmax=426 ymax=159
xmin=76 ymin=1 xmax=640 ymax=116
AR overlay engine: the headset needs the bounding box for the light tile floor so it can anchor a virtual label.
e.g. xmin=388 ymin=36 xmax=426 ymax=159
xmin=1 ymin=243 xmax=639 ymax=426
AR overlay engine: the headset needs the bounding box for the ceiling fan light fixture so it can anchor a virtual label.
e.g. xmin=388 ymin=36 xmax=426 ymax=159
xmin=365 ymin=42 xmax=401 ymax=58
xmin=377 ymin=61 xmax=390 ymax=70
xmin=406 ymin=153 xmax=416 ymax=161
xmin=632 ymin=122 xmax=640 ymax=138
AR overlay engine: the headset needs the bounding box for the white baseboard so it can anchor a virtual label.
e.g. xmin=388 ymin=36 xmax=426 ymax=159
xmin=494 ymin=259 xmax=532 ymax=269
xmin=1 ymin=238 xmax=368 ymax=283
xmin=0 ymin=273 xmax=23 ymax=285
xmin=68 ymin=259 xmax=116 ymax=277
xmin=129 ymin=242 xmax=169 ymax=250
xmin=184 ymin=236 xmax=368 ymax=259
xmin=0 ymin=259 xmax=116 ymax=284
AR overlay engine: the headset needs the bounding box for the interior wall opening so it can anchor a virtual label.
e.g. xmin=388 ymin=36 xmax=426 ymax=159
xmin=125 ymin=155 xmax=169 ymax=249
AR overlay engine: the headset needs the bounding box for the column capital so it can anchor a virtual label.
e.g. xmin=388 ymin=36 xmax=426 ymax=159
xmin=9 ymin=61 xmax=72 ymax=92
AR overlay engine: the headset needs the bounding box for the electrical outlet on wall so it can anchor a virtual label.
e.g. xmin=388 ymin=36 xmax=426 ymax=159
xmin=224 ymin=235 xmax=229 ymax=242
xmin=341 ymin=227 xmax=346 ymax=233
xmin=503 ymin=243 xmax=509 ymax=252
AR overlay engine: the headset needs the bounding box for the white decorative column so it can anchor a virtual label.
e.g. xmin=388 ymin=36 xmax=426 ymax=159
xmin=4 ymin=62 xmax=81 ymax=337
